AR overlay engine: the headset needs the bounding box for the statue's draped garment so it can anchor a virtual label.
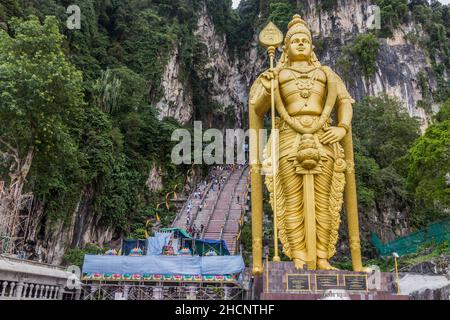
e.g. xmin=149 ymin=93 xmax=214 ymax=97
xmin=250 ymin=65 xmax=355 ymax=263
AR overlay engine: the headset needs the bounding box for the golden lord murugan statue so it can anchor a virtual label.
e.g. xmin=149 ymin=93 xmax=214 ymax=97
xmin=249 ymin=15 xmax=366 ymax=273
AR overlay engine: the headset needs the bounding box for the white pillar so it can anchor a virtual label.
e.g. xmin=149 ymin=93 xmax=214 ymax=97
xmin=15 ymin=282 xmax=24 ymax=299
xmin=33 ymin=285 xmax=40 ymax=298
xmin=1 ymin=281 xmax=7 ymax=297
xmin=57 ymin=285 xmax=64 ymax=300
xmin=9 ymin=282 xmax=16 ymax=298
xmin=22 ymin=283 xmax=29 ymax=298
xmin=39 ymin=285 xmax=45 ymax=298
xmin=48 ymin=286 xmax=54 ymax=299
xmin=28 ymin=284 xmax=35 ymax=299
xmin=53 ymin=287 xmax=59 ymax=300
xmin=42 ymin=285 xmax=49 ymax=299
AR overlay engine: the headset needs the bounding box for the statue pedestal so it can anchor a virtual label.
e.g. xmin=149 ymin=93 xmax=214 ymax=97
xmin=260 ymin=261 xmax=410 ymax=300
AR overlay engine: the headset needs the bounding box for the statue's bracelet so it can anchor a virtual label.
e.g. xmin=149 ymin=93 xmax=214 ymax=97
xmin=337 ymin=123 xmax=350 ymax=134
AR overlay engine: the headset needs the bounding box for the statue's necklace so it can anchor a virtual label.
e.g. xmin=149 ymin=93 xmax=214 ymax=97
xmin=289 ymin=68 xmax=318 ymax=99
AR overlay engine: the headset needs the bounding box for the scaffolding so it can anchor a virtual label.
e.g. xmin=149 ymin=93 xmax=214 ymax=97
xmin=80 ymin=282 xmax=246 ymax=301
xmin=0 ymin=180 xmax=33 ymax=256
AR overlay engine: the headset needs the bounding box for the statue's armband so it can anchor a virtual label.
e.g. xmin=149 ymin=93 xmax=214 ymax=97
xmin=321 ymin=66 xmax=355 ymax=106
xmin=249 ymin=77 xmax=271 ymax=118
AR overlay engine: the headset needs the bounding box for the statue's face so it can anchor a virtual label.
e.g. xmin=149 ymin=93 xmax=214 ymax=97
xmin=287 ymin=33 xmax=312 ymax=62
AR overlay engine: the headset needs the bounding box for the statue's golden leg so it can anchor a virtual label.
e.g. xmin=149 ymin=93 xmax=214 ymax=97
xmin=315 ymin=156 xmax=333 ymax=255
xmin=314 ymin=154 xmax=339 ymax=270
xmin=278 ymin=157 xmax=307 ymax=262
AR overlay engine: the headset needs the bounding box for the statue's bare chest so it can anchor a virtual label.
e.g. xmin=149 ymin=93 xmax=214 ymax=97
xmin=279 ymin=67 xmax=327 ymax=93
xmin=278 ymin=67 xmax=327 ymax=116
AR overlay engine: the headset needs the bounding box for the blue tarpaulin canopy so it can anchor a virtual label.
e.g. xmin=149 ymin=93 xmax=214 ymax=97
xmin=82 ymin=255 xmax=245 ymax=276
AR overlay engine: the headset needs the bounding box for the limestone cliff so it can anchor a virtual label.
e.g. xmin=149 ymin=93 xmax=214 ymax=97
xmin=300 ymin=0 xmax=438 ymax=130
xmin=154 ymin=0 xmax=440 ymax=130
xmin=151 ymin=0 xmax=444 ymax=251
xmin=9 ymin=0 xmax=446 ymax=264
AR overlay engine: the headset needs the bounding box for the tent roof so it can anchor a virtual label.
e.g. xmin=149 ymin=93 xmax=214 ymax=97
xmin=160 ymin=227 xmax=191 ymax=238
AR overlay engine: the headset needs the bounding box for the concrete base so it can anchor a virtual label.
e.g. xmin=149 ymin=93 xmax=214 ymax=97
xmin=258 ymin=261 xmax=410 ymax=300
xmin=261 ymin=292 xmax=410 ymax=300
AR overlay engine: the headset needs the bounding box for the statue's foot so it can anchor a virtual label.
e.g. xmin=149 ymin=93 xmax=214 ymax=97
xmin=252 ymin=266 xmax=263 ymax=275
xmin=317 ymin=259 xmax=339 ymax=271
xmin=355 ymin=266 xmax=372 ymax=273
xmin=293 ymin=258 xmax=306 ymax=270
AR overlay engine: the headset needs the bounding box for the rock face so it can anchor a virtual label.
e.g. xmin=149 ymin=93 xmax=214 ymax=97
xmin=399 ymin=273 xmax=450 ymax=300
xmin=300 ymin=0 xmax=436 ymax=130
xmin=24 ymin=189 xmax=114 ymax=265
xmin=406 ymin=254 xmax=450 ymax=276
xmin=193 ymin=7 xmax=248 ymax=128
xmin=146 ymin=163 xmax=164 ymax=192
xmin=155 ymin=47 xmax=193 ymax=124
xmin=153 ymin=3 xmax=263 ymax=128
xmin=155 ymin=0 xmax=437 ymax=131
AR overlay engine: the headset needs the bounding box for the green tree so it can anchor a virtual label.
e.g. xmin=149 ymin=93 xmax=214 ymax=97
xmin=352 ymin=95 xmax=421 ymax=218
xmin=268 ymin=1 xmax=295 ymax=33
xmin=375 ymin=0 xmax=409 ymax=37
xmin=348 ymin=33 xmax=380 ymax=79
xmin=353 ymin=95 xmax=421 ymax=168
xmin=63 ymin=243 xmax=104 ymax=267
xmin=0 ymin=16 xmax=84 ymax=229
xmin=407 ymin=100 xmax=450 ymax=226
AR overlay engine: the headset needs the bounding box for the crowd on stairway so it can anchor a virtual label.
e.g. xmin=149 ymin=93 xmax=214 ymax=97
xmin=176 ymin=163 xmax=248 ymax=242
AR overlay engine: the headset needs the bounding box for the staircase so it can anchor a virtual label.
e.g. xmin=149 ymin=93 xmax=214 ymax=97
xmin=171 ymin=165 xmax=249 ymax=256
xmin=172 ymin=166 xmax=227 ymax=231
xmin=202 ymin=166 xmax=248 ymax=255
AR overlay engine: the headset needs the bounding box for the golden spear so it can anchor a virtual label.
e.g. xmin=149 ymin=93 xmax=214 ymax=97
xmin=258 ymin=22 xmax=284 ymax=262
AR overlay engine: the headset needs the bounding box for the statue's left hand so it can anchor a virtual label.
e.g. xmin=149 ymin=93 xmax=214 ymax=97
xmin=319 ymin=127 xmax=347 ymax=145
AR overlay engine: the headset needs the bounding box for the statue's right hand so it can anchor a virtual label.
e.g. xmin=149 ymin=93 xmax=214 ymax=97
xmin=260 ymin=70 xmax=277 ymax=92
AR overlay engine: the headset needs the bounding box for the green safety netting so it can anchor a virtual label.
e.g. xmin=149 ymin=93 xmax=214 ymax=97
xmin=371 ymin=218 xmax=450 ymax=257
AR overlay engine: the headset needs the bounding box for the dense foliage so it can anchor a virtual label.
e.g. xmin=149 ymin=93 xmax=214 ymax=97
xmin=352 ymin=95 xmax=421 ymax=218
xmin=407 ymin=100 xmax=450 ymax=226
xmin=0 ymin=4 xmax=190 ymax=241
xmin=375 ymin=0 xmax=410 ymax=37
xmin=63 ymin=243 xmax=104 ymax=267
xmin=338 ymin=33 xmax=380 ymax=80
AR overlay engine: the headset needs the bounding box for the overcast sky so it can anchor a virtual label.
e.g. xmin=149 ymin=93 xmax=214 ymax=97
xmin=231 ymin=0 xmax=449 ymax=9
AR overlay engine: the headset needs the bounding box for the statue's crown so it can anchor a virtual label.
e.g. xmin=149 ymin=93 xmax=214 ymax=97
xmin=285 ymin=14 xmax=312 ymax=44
